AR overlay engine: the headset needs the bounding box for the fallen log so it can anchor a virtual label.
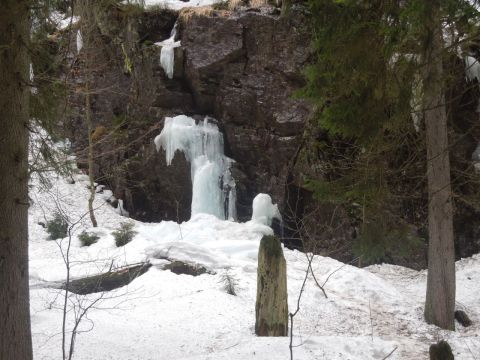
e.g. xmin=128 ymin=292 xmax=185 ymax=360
xmin=61 ymin=263 xmax=151 ymax=295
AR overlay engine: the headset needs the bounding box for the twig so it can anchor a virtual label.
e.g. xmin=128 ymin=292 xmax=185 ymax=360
xmin=369 ymin=299 xmax=373 ymax=341
xmin=289 ymin=260 xmax=310 ymax=360
xmin=322 ymin=256 xmax=360 ymax=288
xmin=305 ymin=253 xmax=328 ymax=298
xmin=382 ymin=346 xmax=398 ymax=360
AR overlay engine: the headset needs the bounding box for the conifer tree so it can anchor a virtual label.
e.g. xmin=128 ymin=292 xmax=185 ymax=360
xmin=302 ymin=0 xmax=480 ymax=329
xmin=0 ymin=1 xmax=33 ymax=359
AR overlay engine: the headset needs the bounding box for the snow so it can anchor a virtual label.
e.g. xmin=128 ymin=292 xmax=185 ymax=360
xmin=29 ymin=142 xmax=480 ymax=359
xmin=251 ymin=193 xmax=281 ymax=226
xmin=155 ymin=115 xmax=237 ymax=220
xmin=155 ymin=22 xmax=181 ymax=79
xmin=50 ymin=11 xmax=80 ymax=30
xmin=145 ymin=0 xmax=221 ymax=10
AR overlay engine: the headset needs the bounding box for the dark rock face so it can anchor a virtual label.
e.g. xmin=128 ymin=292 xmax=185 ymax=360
xmin=137 ymin=8 xmax=177 ymax=43
xmin=179 ymin=9 xmax=312 ymax=221
xmin=67 ymin=5 xmax=316 ymax=225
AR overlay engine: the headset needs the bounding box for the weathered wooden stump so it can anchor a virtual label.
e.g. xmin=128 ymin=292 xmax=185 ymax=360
xmin=430 ymin=340 xmax=454 ymax=360
xmin=255 ymin=235 xmax=288 ymax=336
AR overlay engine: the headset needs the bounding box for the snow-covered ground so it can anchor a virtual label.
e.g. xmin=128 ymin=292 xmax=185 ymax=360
xmin=30 ymin=172 xmax=480 ymax=359
xmin=143 ymin=0 xmax=220 ymax=10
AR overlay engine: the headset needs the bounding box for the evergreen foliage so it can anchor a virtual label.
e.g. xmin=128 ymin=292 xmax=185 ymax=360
xmin=301 ymin=0 xmax=480 ymax=264
xmin=46 ymin=212 xmax=69 ymax=240
xmin=112 ymin=222 xmax=137 ymax=247
xmin=220 ymin=268 xmax=238 ymax=296
xmin=78 ymin=230 xmax=100 ymax=246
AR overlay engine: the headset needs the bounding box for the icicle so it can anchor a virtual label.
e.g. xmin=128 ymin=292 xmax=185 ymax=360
xmin=464 ymin=56 xmax=480 ymax=166
xmin=30 ymin=63 xmax=38 ymax=95
xmin=224 ymin=166 xmax=237 ymax=221
xmin=465 ymin=56 xmax=480 ymax=113
xmin=251 ymin=194 xmax=282 ymax=227
xmin=410 ymin=73 xmax=423 ymax=132
xmin=155 ymin=115 xmax=237 ymax=220
xmin=465 ymin=56 xmax=480 ymax=84
xmin=76 ymin=30 xmax=83 ymax=53
xmin=116 ymin=199 xmax=129 ymax=217
xmin=155 ymin=22 xmax=181 ymax=79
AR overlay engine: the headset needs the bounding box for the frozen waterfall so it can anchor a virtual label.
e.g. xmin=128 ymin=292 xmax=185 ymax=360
xmin=155 ymin=115 xmax=237 ymax=220
xmin=155 ymin=22 xmax=181 ymax=79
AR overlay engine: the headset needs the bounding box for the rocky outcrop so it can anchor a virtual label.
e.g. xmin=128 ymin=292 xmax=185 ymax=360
xmin=65 ymin=4 xmax=315 ymax=225
xmin=178 ymin=7 xmax=312 ymax=219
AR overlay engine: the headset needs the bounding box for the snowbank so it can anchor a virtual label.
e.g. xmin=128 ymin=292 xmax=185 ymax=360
xmin=29 ymin=164 xmax=480 ymax=359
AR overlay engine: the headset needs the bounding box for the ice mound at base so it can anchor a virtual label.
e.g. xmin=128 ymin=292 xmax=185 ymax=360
xmin=251 ymin=193 xmax=282 ymax=226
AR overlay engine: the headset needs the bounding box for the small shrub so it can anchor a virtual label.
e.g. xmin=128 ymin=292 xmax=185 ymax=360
xmin=46 ymin=212 xmax=68 ymax=240
xmin=219 ymin=268 xmax=238 ymax=296
xmin=112 ymin=222 xmax=137 ymax=247
xmin=145 ymin=3 xmax=169 ymax=12
xmin=78 ymin=231 xmax=100 ymax=247
xmin=212 ymin=0 xmax=229 ymax=10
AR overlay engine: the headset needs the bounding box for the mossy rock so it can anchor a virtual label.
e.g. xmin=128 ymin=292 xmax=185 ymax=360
xmin=454 ymin=310 xmax=472 ymax=327
xmin=162 ymin=261 xmax=212 ymax=276
xmin=429 ymin=341 xmax=454 ymax=360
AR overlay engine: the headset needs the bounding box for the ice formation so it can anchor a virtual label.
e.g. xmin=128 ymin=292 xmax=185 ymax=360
xmin=155 ymin=115 xmax=237 ymax=220
xmin=251 ymin=193 xmax=282 ymax=227
xmin=465 ymin=56 xmax=480 ymax=84
xmin=410 ymin=74 xmax=422 ymax=132
xmin=155 ymin=22 xmax=181 ymax=79
xmin=76 ymin=30 xmax=83 ymax=53
xmin=30 ymin=63 xmax=38 ymax=95
xmin=116 ymin=199 xmax=129 ymax=217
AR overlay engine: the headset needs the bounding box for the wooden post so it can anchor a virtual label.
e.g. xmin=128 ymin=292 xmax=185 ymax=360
xmin=255 ymin=235 xmax=288 ymax=336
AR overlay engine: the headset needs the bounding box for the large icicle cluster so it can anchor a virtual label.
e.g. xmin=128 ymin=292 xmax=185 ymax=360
xmin=155 ymin=115 xmax=237 ymax=220
xmin=155 ymin=22 xmax=181 ymax=79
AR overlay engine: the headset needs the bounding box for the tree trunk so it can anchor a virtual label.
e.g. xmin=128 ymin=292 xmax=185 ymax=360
xmin=0 ymin=1 xmax=33 ymax=359
xmin=81 ymin=0 xmax=98 ymax=227
xmin=255 ymin=235 xmax=288 ymax=336
xmin=86 ymin=82 xmax=98 ymax=227
xmin=423 ymin=3 xmax=456 ymax=331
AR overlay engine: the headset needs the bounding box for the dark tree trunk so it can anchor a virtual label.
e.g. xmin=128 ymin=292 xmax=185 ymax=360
xmin=80 ymin=0 xmax=98 ymax=227
xmin=0 ymin=1 xmax=33 ymax=359
xmin=423 ymin=2 xmax=456 ymax=331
